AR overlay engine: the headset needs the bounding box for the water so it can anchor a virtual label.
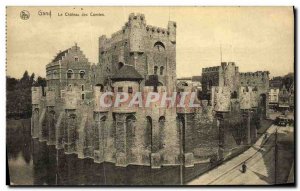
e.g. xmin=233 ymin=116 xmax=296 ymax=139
xmin=7 ymin=119 xmax=211 ymax=185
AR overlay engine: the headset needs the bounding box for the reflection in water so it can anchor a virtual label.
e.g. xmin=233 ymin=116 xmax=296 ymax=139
xmin=7 ymin=119 xmax=212 ymax=185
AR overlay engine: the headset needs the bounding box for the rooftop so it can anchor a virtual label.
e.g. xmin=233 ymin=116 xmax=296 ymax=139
xmin=52 ymin=49 xmax=68 ymax=62
xmin=111 ymin=65 xmax=143 ymax=81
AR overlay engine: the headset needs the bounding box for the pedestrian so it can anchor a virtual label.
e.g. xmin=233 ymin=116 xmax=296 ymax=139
xmin=242 ymin=162 xmax=247 ymax=173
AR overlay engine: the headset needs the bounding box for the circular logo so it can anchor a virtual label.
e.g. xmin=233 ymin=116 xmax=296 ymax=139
xmin=20 ymin=10 xmax=30 ymax=20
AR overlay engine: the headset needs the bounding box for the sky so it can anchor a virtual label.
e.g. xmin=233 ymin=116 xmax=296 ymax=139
xmin=7 ymin=6 xmax=294 ymax=78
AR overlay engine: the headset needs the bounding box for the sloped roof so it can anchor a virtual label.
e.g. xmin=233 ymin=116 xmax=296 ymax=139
xmin=53 ymin=49 xmax=68 ymax=62
xmin=192 ymin=76 xmax=202 ymax=82
xmin=111 ymin=65 xmax=143 ymax=81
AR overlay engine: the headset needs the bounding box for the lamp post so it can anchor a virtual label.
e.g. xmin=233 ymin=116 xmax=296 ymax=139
xmin=274 ymin=128 xmax=278 ymax=184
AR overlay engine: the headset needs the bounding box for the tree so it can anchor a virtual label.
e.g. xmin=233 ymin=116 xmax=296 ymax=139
xmin=6 ymin=77 xmax=18 ymax=91
xmin=6 ymin=72 xmax=46 ymax=119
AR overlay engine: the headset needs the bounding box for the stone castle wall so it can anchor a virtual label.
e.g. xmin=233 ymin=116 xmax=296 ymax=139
xmin=31 ymin=13 xmax=269 ymax=169
xmin=98 ymin=13 xmax=176 ymax=91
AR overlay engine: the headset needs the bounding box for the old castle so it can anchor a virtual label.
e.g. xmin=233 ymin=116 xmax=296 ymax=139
xmin=31 ymin=13 xmax=269 ymax=168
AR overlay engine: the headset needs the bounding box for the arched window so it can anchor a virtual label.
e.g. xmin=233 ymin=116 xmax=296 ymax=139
xmin=158 ymin=82 xmax=163 ymax=86
xmin=53 ymin=70 xmax=58 ymax=79
xmin=153 ymin=41 xmax=165 ymax=51
xmin=82 ymin=93 xmax=85 ymax=100
xmin=158 ymin=116 xmax=166 ymax=150
xmin=160 ymin=66 xmax=164 ymax=75
xmin=145 ymin=116 xmax=152 ymax=150
xmin=81 ymin=85 xmax=84 ymax=91
xmin=67 ymin=69 xmax=74 ymax=79
xmin=154 ymin=66 xmax=158 ymax=75
xmin=118 ymin=62 xmax=124 ymax=70
xmin=79 ymin=70 xmax=85 ymax=79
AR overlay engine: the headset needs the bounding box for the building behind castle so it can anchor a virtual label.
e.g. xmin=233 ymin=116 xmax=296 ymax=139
xmin=32 ymin=13 xmax=269 ymax=168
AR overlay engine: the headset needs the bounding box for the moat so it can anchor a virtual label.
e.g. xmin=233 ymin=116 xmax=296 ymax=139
xmin=7 ymin=119 xmax=215 ymax=185
xmin=7 ymin=112 xmax=293 ymax=185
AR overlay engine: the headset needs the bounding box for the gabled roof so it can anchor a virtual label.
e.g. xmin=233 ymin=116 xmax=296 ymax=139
xmin=111 ymin=65 xmax=143 ymax=81
xmin=53 ymin=49 xmax=68 ymax=62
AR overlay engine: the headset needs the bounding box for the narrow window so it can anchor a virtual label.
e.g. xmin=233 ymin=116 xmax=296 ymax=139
xmin=81 ymin=85 xmax=84 ymax=91
xmin=67 ymin=70 xmax=73 ymax=79
xmin=128 ymin=87 xmax=133 ymax=94
xmin=82 ymin=94 xmax=85 ymax=100
xmin=160 ymin=66 xmax=164 ymax=75
xmin=154 ymin=66 xmax=158 ymax=75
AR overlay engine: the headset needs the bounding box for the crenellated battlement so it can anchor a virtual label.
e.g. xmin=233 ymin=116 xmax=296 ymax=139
xmin=202 ymin=66 xmax=221 ymax=73
xmin=30 ymin=13 xmax=268 ymax=170
xmin=128 ymin=13 xmax=146 ymax=23
xmin=99 ymin=13 xmax=176 ymax=52
xmin=240 ymin=71 xmax=269 ymax=78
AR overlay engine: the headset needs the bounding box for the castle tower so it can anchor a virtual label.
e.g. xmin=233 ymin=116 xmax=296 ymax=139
xmin=31 ymin=86 xmax=43 ymax=138
xmin=46 ymin=44 xmax=92 ymax=96
xmin=98 ymin=13 xmax=177 ymax=92
xmin=92 ymin=85 xmax=109 ymax=163
xmin=176 ymin=83 xmax=197 ymax=167
xmin=110 ymin=65 xmax=143 ymax=167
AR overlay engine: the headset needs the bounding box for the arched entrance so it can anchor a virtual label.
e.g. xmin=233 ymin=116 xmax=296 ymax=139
xmin=177 ymin=115 xmax=185 ymax=168
xmin=145 ymin=116 xmax=152 ymax=151
xmin=158 ymin=116 xmax=166 ymax=150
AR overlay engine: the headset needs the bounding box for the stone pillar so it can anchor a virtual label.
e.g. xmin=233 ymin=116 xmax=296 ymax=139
xmin=39 ymin=108 xmax=47 ymax=142
xmin=77 ymin=124 xmax=85 ymax=159
xmin=47 ymin=106 xmax=56 ymax=145
xmin=64 ymin=109 xmax=77 ymax=154
xmin=250 ymin=109 xmax=258 ymax=143
xmin=55 ymin=112 xmax=64 ymax=149
xmin=242 ymin=110 xmax=251 ymax=145
xmin=216 ymin=112 xmax=226 ymax=160
xmin=250 ymin=108 xmax=258 ymax=143
xmin=151 ymin=118 xmax=161 ymax=169
xmin=183 ymin=114 xmax=195 ymax=167
xmin=93 ymin=112 xmax=106 ymax=163
xmin=115 ymin=114 xmax=127 ymax=167
xmin=31 ymin=106 xmax=40 ymax=138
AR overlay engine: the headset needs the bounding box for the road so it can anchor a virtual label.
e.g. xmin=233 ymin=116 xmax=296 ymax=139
xmin=188 ymin=124 xmax=293 ymax=185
